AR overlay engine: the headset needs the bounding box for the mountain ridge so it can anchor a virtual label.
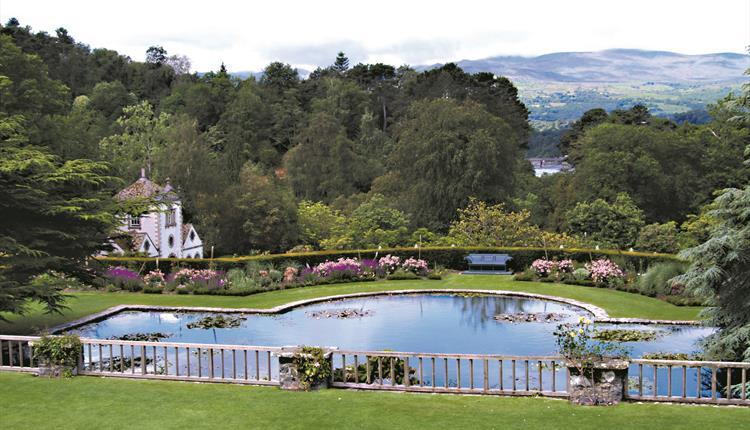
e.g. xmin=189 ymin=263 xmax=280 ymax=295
xmin=418 ymin=49 xmax=748 ymax=84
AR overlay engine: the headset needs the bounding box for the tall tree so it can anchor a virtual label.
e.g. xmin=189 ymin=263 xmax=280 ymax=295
xmin=285 ymin=112 xmax=377 ymax=202
xmin=145 ymin=45 xmax=167 ymax=65
xmin=223 ymin=163 xmax=299 ymax=253
xmin=99 ymin=101 xmax=170 ymax=179
xmin=0 ymin=124 xmax=127 ymax=316
xmin=373 ymin=98 xmax=522 ymax=229
xmin=332 ymin=51 xmax=349 ymax=73
xmin=565 ymin=193 xmax=645 ymax=249
xmin=211 ymin=80 xmax=275 ymax=174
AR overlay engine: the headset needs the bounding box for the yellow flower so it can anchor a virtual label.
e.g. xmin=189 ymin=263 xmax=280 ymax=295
xmin=569 ymin=331 xmax=577 ymax=338
xmin=579 ymin=328 xmax=584 ymax=334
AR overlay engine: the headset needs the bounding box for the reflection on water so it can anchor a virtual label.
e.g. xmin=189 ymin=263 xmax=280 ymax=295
xmin=70 ymin=294 xmax=713 ymax=356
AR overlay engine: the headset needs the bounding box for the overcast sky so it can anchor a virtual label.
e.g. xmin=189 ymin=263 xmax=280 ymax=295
xmin=2 ymin=0 xmax=748 ymax=72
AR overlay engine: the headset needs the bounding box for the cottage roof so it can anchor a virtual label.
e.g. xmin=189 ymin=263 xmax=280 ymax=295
xmin=116 ymin=169 xmax=179 ymax=202
xmin=182 ymin=223 xmax=193 ymax=244
xmin=112 ymin=231 xmax=157 ymax=253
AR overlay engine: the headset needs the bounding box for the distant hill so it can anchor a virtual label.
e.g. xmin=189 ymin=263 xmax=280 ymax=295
xmin=420 ymin=49 xmax=748 ymax=124
xmin=219 ymin=49 xmax=748 ymax=124
xmin=421 ymin=49 xmax=749 ymax=84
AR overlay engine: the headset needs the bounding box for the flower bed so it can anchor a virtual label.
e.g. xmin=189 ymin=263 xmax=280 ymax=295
xmin=513 ymin=257 xmax=701 ymax=306
xmin=95 ymin=255 xmax=437 ymax=297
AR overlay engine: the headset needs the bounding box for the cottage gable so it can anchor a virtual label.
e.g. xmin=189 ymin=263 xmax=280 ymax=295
xmin=103 ymin=170 xmax=204 ymax=258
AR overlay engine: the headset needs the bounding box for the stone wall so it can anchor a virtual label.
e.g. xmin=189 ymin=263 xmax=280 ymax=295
xmin=567 ymin=360 xmax=629 ymax=405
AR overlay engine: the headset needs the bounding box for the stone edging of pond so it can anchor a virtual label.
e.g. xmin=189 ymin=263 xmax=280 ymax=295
xmin=49 ymin=289 xmax=702 ymax=334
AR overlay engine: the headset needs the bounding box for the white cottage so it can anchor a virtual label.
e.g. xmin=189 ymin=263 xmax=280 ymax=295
xmin=105 ymin=170 xmax=204 ymax=258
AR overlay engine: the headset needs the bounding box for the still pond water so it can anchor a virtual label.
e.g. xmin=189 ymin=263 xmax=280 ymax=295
xmin=70 ymin=293 xmax=711 ymax=357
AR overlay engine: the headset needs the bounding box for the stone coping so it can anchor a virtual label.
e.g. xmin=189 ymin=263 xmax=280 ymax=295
xmin=49 ymin=289 xmax=701 ymax=334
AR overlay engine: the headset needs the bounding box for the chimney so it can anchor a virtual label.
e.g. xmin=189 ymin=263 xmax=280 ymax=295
xmin=140 ymin=168 xmax=146 ymax=179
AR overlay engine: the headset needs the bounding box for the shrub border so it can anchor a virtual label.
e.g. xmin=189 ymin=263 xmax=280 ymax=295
xmin=93 ymin=246 xmax=680 ymax=275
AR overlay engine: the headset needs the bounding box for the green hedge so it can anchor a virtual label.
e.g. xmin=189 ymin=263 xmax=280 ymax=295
xmin=93 ymin=246 xmax=680 ymax=275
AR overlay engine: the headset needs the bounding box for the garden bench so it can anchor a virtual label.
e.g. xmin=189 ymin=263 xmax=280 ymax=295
xmin=463 ymin=253 xmax=513 ymax=275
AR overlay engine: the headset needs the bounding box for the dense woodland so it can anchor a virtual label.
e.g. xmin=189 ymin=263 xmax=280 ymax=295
xmin=1 ymin=19 xmax=748 ymax=258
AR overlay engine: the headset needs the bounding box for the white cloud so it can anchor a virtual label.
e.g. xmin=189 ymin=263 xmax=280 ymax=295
xmin=2 ymin=0 xmax=748 ymax=72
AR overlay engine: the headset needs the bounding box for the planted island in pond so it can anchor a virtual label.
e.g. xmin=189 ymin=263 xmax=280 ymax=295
xmin=186 ymin=315 xmax=247 ymax=329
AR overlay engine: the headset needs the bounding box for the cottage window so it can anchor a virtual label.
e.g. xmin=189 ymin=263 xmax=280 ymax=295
xmin=128 ymin=215 xmax=141 ymax=229
xmin=165 ymin=209 xmax=176 ymax=227
xmin=190 ymin=231 xmax=195 ymax=241
xmin=168 ymin=235 xmax=175 ymax=248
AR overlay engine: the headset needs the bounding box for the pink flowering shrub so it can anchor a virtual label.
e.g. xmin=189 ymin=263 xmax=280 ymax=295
xmin=585 ymin=259 xmax=625 ymax=284
xmin=556 ymin=259 xmax=574 ymax=273
xmin=402 ymin=257 xmax=429 ymax=275
xmin=169 ymin=268 xmax=226 ymax=290
xmin=378 ymin=255 xmax=401 ymax=274
xmin=531 ymin=259 xmax=575 ymax=277
xmin=143 ymin=270 xmax=165 ymax=288
xmin=531 ymin=259 xmax=556 ymax=277
xmin=283 ymin=267 xmax=298 ymax=284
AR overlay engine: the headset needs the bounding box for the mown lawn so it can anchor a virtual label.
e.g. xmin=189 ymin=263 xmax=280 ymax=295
xmin=0 ymin=372 xmax=745 ymax=429
xmin=0 ymin=274 xmax=703 ymax=335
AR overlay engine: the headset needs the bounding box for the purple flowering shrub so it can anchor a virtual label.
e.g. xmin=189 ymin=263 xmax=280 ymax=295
xmin=313 ymin=257 xmax=363 ymax=279
xmin=104 ymin=266 xmax=144 ymax=291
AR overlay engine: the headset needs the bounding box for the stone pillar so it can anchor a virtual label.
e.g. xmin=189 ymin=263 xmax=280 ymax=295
xmin=567 ymin=359 xmax=629 ymax=405
xmin=277 ymin=346 xmax=333 ymax=391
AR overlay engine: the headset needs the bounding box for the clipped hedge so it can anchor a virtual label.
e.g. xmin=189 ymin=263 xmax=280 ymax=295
xmin=93 ymin=246 xmax=680 ymax=275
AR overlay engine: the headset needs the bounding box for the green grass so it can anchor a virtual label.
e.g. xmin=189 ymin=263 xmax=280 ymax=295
xmin=0 ymin=275 xmax=703 ymax=335
xmin=1 ymin=372 xmax=746 ymax=429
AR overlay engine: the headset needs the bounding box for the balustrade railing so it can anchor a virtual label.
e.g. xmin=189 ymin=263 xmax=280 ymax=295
xmin=0 ymin=336 xmax=39 ymax=372
xmin=628 ymin=359 xmax=750 ymax=405
xmin=2 ymin=335 xmax=749 ymax=406
xmin=330 ymin=350 xmax=569 ymax=397
xmin=77 ymin=338 xmax=281 ymax=385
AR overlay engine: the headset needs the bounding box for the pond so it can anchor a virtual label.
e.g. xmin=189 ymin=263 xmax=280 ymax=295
xmin=69 ymin=293 xmax=711 ymax=357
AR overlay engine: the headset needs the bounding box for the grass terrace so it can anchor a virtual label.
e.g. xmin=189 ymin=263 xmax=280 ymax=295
xmin=1 ymin=372 xmax=747 ymax=429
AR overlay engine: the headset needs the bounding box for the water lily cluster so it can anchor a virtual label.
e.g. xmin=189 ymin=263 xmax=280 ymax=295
xmin=585 ymin=259 xmax=625 ymax=284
